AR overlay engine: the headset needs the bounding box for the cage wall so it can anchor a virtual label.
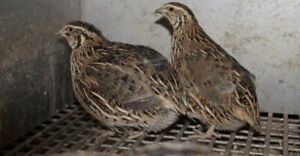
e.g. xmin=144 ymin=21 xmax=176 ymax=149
xmin=0 ymin=0 xmax=80 ymax=147
xmin=82 ymin=0 xmax=300 ymax=114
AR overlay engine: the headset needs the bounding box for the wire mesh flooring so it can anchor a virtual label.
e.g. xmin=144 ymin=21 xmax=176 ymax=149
xmin=1 ymin=104 xmax=300 ymax=156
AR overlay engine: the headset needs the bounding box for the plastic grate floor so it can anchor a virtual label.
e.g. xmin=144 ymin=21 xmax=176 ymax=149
xmin=1 ymin=104 xmax=300 ymax=156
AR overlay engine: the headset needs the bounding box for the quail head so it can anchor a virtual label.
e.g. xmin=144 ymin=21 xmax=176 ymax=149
xmin=58 ymin=21 xmax=188 ymax=137
xmin=155 ymin=2 xmax=261 ymax=138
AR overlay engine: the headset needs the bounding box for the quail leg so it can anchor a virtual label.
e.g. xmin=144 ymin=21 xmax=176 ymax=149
xmin=190 ymin=125 xmax=220 ymax=139
xmin=127 ymin=129 xmax=147 ymax=140
xmin=91 ymin=127 xmax=116 ymax=140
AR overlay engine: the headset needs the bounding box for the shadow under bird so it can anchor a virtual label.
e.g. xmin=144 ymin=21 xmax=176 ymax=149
xmin=50 ymin=142 xmax=218 ymax=156
xmin=155 ymin=2 xmax=261 ymax=138
xmin=131 ymin=142 xmax=218 ymax=156
xmin=58 ymin=21 xmax=188 ymax=137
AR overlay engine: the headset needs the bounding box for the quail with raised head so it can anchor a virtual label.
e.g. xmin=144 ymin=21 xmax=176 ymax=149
xmin=58 ymin=21 xmax=188 ymax=137
xmin=155 ymin=2 xmax=261 ymax=138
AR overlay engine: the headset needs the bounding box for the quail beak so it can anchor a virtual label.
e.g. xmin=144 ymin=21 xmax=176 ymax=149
xmin=57 ymin=29 xmax=66 ymax=37
xmin=154 ymin=7 xmax=164 ymax=14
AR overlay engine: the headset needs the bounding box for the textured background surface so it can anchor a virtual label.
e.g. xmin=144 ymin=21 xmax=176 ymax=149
xmin=0 ymin=0 xmax=80 ymax=147
xmin=82 ymin=0 xmax=300 ymax=114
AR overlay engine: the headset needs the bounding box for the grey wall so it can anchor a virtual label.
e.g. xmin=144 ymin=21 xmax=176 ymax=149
xmin=82 ymin=0 xmax=300 ymax=114
xmin=0 ymin=0 xmax=80 ymax=147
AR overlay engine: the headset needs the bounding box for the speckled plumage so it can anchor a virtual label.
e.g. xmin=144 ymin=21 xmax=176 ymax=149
xmin=59 ymin=21 xmax=187 ymax=135
xmin=156 ymin=2 xmax=261 ymax=138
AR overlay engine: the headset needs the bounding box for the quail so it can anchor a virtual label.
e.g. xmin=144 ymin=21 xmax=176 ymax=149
xmin=155 ymin=2 xmax=261 ymax=138
xmin=58 ymin=21 xmax=188 ymax=137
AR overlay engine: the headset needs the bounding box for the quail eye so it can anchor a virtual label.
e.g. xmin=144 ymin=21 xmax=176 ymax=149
xmin=69 ymin=28 xmax=73 ymax=32
xmin=169 ymin=7 xmax=174 ymax=11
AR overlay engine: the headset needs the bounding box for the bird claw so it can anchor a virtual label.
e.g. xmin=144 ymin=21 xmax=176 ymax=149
xmin=92 ymin=128 xmax=116 ymax=136
xmin=126 ymin=130 xmax=146 ymax=140
xmin=212 ymin=132 xmax=221 ymax=138
xmin=91 ymin=128 xmax=116 ymax=145
xmin=93 ymin=127 xmax=146 ymax=140
xmin=190 ymin=131 xmax=220 ymax=140
xmin=190 ymin=125 xmax=220 ymax=140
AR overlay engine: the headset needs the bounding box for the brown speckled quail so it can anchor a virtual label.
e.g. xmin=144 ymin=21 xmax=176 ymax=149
xmin=58 ymin=21 xmax=188 ymax=137
xmin=155 ymin=2 xmax=261 ymax=138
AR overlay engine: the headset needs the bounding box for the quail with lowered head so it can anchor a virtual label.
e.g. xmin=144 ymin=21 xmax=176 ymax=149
xmin=58 ymin=21 xmax=188 ymax=137
xmin=155 ymin=2 xmax=261 ymax=138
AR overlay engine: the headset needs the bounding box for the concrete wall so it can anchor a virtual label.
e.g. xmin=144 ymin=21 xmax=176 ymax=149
xmin=0 ymin=0 xmax=80 ymax=147
xmin=82 ymin=0 xmax=300 ymax=114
